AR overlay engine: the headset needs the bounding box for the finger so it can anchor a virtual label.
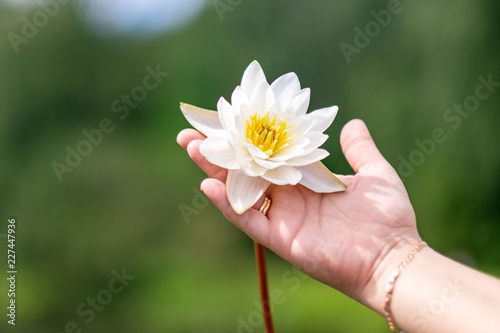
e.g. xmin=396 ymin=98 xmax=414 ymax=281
xmin=337 ymin=174 xmax=356 ymax=187
xmin=177 ymin=129 xmax=206 ymax=150
xmin=187 ymin=140 xmax=227 ymax=182
xmin=340 ymin=119 xmax=392 ymax=174
xmin=201 ymin=178 xmax=271 ymax=246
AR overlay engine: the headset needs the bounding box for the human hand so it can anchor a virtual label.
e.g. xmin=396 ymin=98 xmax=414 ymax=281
xmin=177 ymin=119 xmax=422 ymax=313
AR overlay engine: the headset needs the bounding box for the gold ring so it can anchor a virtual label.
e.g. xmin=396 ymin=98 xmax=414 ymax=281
xmin=259 ymin=197 xmax=271 ymax=216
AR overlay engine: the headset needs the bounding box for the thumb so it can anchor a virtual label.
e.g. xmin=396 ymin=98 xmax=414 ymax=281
xmin=340 ymin=119 xmax=392 ymax=174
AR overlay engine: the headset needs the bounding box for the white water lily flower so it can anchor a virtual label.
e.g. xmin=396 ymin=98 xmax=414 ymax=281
xmin=180 ymin=60 xmax=346 ymax=214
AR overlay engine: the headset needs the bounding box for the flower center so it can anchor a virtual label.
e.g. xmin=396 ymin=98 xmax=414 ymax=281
xmin=246 ymin=111 xmax=293 ymax=156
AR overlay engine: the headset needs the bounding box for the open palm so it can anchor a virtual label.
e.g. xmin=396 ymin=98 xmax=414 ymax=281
xmin=177 ymin=119 xmax=421 ymax=311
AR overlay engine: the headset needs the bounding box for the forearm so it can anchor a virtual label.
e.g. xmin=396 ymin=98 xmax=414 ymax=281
xmin=366 ymin=246 xmax=500 ymax=332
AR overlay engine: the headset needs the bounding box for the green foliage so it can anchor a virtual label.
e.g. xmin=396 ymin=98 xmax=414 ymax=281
xmin=0 ymin=0 xmax=499 ymax=332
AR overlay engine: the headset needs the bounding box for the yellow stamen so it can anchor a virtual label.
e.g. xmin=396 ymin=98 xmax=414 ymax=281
xmin=246 ymin=111 xmax=293 ymax=156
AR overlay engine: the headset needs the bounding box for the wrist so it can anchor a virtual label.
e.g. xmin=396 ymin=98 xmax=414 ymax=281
xmin=359 ymin=235 xmax=424 ymax=315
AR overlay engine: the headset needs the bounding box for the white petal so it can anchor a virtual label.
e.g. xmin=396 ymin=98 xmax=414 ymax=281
xmin=298 ymin=131 xmax=329 ymax=156
xmin=290 ymin=88 xmax=311 ymax=117
xmin=237 ymin=154 xmax=268 ymax=177
xmin=268 ymin=96 xmax=291 ymax=118
xmin=307 ymin=106 xmax=339 ymax=132
xmin=264 ymin=85 xmax=276 ymax=110
xmin=261 ymin=166 xmax=302 ymax=186
xmin=239 ymin=100 xmax=253 ymax=124
xmin=253 ymin=157 xmax=286 ymax=169
xmin=278 ymin=121 xmax=326 ymax=159
xmin=270 ymin=136 xmax=311 ymax=160
xmin=271 ymin=72 xmax=301 ymax=101
xmin=247 ymin=139 xmax=301 ymax=170
xmin=217 ymin=97 xmax=237 ymax=133
xmin=290 ymin=115 xmax=313 ymax=133
xmin=241 ymin=61 xmax=267 ymax=97
xmin=180 ymin=103 xmax=223 ymax=137
xmin=199 ymin=136 xmax=240 ymax=170
xmin=250 ymin=81 xmax=271 ymax=115
xmin=246 ymin=143 xmax=270 ymax=160
xmin=231 ymin=85 xmax=250 ymax=111
xmin=296 ymin=162 xmax=346 ymax=193
xmin=285 ymin=149 xmax=330 ymax=166
xmin=227 ymin=170 xmax=270 ymax=214
xmin=217 ymin=97 xmax=244 ymax=150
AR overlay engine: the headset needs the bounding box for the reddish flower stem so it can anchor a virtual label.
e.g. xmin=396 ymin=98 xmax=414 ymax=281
xmin=254 ymin=241 xmax=275 ymax=333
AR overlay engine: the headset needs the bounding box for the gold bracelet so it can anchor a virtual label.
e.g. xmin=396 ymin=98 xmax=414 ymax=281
xmin=383 ymin=241 xmax=427 ymax=333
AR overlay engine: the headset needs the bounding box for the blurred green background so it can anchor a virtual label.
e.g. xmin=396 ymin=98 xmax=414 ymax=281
xmin=1 ymin=0 xmax=499 ymax=332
